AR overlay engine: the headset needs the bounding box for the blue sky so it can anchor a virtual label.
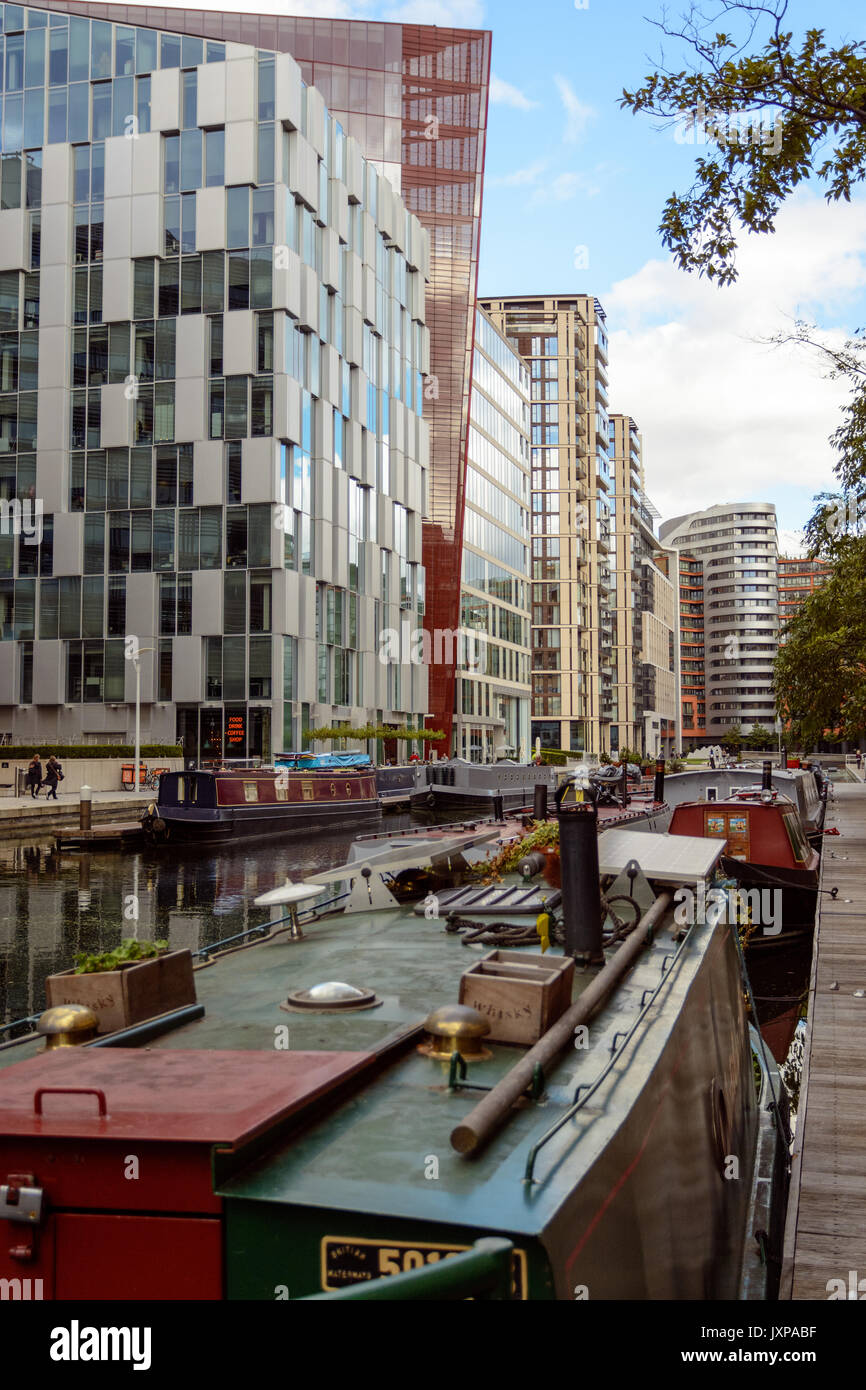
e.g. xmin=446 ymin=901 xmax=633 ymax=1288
xmin=174 ymin=0 xmax=866 ymax=543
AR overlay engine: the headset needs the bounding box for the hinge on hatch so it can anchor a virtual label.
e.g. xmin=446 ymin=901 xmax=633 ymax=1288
xmin=1 ymin=1173 xmax=44 ymax=1263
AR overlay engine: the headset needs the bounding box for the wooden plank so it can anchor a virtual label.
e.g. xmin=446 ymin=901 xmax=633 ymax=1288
xmin=782 ymin=784 xmax=866 ymax=1300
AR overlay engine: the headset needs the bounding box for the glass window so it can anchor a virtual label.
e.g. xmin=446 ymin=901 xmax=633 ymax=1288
xmin=69 ymin=17 xmax=90 ymax=83
xmin=68 ymin=81 xmax=89 ymax=141
xmin=224 ymin=569 xmax=245 ymax=633
xmin=160 ymin=33 xmax=180 ymax=70
xmin=225 ymin=377 xmax=247 ymax=439
xmin=226 ymin=186 xmax=249 ymax=249
xmin=228 ymin=250 xmax=249 ymax=310
xmin=136 ymin=28 xmax=157 ymax=76
xmin=133 ymin=258 xmax=153 ymax=318
xmin=131 ymin=510 xmax=151 ymax=570
xmin=91 ymin=81 xmax=111 ymax=140
xmin=180 ymin=128 xmax=201 ymax=192
xmin=115 ymin=26 xmax=135 ymax=77
xmin=205 ymin=128 xmax=224 ymax=187
xmin=200 ymin=506 xmax=221 ymax=569
xmin=182 ymin=69 xmax=196 ymax=129
xmin=202 ymin=250 xmax=224 ymax=313
xmin=24 ymin=27 xmax=45 ymax=87
xmin=91 ymin=20 xmax=111 ymax=79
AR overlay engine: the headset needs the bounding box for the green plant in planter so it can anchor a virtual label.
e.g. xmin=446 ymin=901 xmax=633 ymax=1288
xmin=73 ymin=938 xmax=169 ymax=974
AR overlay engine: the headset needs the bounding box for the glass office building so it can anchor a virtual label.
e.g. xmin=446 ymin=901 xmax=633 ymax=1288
xmin=0 ymin=2 xmax=469 ymax=761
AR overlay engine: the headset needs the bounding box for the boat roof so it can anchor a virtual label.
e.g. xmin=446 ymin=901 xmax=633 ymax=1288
xmin=0 ymin=883 xmax=716 ymax=1238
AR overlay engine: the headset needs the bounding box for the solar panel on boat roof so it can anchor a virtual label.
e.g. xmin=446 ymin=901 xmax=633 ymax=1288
xmin=597 ymin=829 xmax=725 ymax=885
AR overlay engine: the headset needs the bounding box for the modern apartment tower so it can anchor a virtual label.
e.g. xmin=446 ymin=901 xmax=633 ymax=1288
xmin=659 ymin=503 xmax=779 ymax=737
xmin=479 ymin=294 xmax=612 ymax=755
xmin=608 ymin=413 xmax=676 ymax=757
xmin=672 ymin=549 xmax=706 ymax=749
xmin=0 ymin=3 xmax=491 ymax=757
xmin=455 ymin=305 xmax=530 ymax=761
xmin=777 ymin=555 xmax=831 ymax=639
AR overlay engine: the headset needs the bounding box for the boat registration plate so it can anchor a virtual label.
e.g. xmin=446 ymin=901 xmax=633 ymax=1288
xmin=320 ymin=1236 xmax=528 ymax=1299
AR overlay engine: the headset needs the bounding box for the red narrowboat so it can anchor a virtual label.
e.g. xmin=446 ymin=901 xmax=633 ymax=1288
xmin=141 ymin=766 xmax=380 ymax=845
xmin=669 ymin=790 xmax=819 ymax=944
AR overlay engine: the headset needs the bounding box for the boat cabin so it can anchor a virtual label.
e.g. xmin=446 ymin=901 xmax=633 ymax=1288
xmin=669 ymin=792 xmax=818 ymax=875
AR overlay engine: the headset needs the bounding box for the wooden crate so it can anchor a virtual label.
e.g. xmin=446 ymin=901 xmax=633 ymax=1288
xmin=458 ymin=949 xmax=574 ymax=1045
xmin=45 ymin=950 xmax=196 ymax=1035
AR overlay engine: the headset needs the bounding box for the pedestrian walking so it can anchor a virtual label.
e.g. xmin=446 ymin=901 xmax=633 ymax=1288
xmin=26 ymin=754 xmax=43 ymax=799
xmin=44 ymin=755 xmax=62 ymax=800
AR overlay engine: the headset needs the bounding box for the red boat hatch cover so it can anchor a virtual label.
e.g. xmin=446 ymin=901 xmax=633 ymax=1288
xmin=0 ymin=1049 xmax=371 ymax=1147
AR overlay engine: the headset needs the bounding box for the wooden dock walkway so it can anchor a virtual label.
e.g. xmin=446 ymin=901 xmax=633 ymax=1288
xmin=782 ymin=781 xmax=866 ymax=1299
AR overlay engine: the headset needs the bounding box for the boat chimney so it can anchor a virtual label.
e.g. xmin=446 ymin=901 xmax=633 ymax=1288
xmin=555 ymin=777 xmax=603 ymax=963
xmin=653 ymin=758 xmax=665 ymax=803
xmin=620 ymin=761 xmax=629 ymax=808
xmin=762 ymin=759 xmax=773 ymax=792
xmin=533 ymin=782 xmax=548 ymax=821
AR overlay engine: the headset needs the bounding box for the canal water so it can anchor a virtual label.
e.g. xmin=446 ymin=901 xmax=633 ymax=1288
xmin=0 ymin=818 xmax=417 ymax=1032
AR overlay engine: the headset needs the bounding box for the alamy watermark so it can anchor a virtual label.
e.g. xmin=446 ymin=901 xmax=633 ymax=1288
xmin=674 ymin=881 xmax=782 ymax=935
xmin=0 ymin=497 xmax=42 ymax=544
xmin=674 ymin=100 xmax=784 ymax=154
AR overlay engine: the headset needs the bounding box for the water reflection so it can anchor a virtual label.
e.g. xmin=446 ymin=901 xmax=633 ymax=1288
xmin=0 ymin=825 xmax=407 ymax=1028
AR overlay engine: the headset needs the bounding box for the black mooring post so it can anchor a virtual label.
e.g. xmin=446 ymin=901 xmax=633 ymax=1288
xmin=762 ymin=759 xmax=773 ymax=791
xmin=781 ymin=747 xmax=788 ymax=770
xmin=533 ymin=782 xmax=548 ymax=821
xmin=555 ymin=781 xmax=603 ymax=962
xmin=620 ymin=762 xmax=629 ymax=808
xmin=653 ymin=758 xmax=665 ymax=803
xmin=492 ymin=793 xmax=504 ymax=822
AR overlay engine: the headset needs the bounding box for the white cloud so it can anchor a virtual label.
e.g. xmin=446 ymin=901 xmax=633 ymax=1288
xmin=604 ymin=194 xmax=866 ymax=527
xmin=554 ymin=75 xmax=595 ymax=144
xmin=533 ymin=170 xmax=602 ymax=203
xmin=490 ymin=75 xmax=537 ymax=110
xmin=778 ymin=528 xmax=807 ymax=557
xmin=489 ymin=160 xmax=547 ymax=188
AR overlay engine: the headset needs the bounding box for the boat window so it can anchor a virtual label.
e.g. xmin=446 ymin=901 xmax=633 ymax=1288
xmin=243 ymin=781 xmax=259 ymax=802
xmin=783 ymin=813 xmax=808 ymax=863
xmin=275 ymin=783 xmax=288 ymax=801
xmin=177 ymin=775 xmax=184 ymax=802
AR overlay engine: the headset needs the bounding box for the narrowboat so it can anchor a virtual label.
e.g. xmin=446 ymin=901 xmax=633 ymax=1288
xmin=140 ymin=765 xmax=380 ymax=845
xmin=668 ymin=790 xmax=820 ymax=944
xmin=0 ymin=826 xmax=788 ymax=1301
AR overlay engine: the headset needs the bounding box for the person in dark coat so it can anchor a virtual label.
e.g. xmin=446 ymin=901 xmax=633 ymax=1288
xmin=26 ymin=755 xmax=43 ymax=799
xmin=44 ymin=755 xmax=62 ymax=800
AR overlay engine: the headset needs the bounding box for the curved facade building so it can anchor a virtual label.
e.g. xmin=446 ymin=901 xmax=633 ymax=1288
xmin=659 ymin=503 xmax=778 ymax=737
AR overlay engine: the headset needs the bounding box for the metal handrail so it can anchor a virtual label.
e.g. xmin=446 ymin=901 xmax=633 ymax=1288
xmin=303 ymin=1238 xmax=515 ymax=1300
xmin=522 ymin=915 xmax=701 ymax=1185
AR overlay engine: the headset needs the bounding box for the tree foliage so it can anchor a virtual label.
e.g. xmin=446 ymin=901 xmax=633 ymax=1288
xmin=624 ymin=3 xmax=866 ymax=740
xmin=775 ymin=542 xmax=866 ymax=742
xmin=621 ymin=1 xmax=866 ymax=285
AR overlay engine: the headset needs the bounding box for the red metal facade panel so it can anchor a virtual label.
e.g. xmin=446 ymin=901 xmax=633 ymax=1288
xmin=37 ymin=3 xmax=492 ymax=751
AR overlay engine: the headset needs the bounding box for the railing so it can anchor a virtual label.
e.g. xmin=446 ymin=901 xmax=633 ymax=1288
xmin=303 ymin=1238 xmax=515 ymax=1301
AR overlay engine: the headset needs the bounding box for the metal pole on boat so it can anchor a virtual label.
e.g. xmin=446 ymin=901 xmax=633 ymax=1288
xmin=653 ymin=758 xmax=665 ymax=804
xmin=620 ymin=761 xmax=628 ymax=808
xmin=555 ymin=779 xmax=602 ymax=963
xmin=762 ymin=759 xmax=773 ymax=792
xmin=533 ymin=782 xmax=548 ymax=821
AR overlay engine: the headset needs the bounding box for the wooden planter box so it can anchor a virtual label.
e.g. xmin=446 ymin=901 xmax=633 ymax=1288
xmin=45 ymin=949 xmax=196 ymax=1036
xmin=459 ymin=949 xmax=574 ymax=1046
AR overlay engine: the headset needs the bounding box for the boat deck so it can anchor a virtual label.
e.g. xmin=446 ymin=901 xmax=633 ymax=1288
xmin=782 ymin=781 xmax=866 ymax=1298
